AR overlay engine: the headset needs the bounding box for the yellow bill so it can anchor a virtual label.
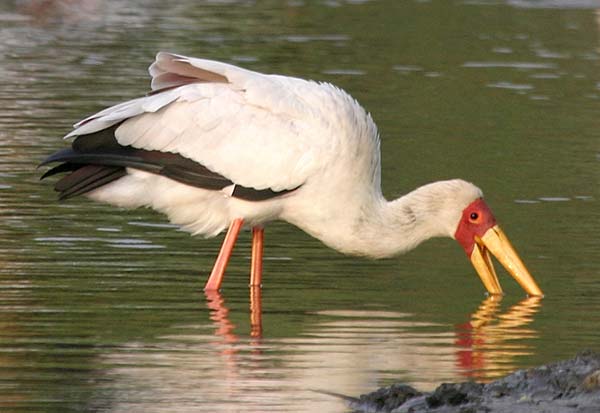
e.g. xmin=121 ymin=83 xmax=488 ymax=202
xmin=471 ymin=225 xmax=543 ymax=296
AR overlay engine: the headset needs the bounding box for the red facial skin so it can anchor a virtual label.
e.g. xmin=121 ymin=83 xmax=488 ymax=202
xmin=454 ymin=198 xmax=497 ymax=256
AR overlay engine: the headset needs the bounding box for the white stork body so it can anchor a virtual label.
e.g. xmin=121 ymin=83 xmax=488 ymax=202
xmin=67 ymin=53 xmax=450 ymax=256
xmin=42 ymin=52 xmax=543 ymax=296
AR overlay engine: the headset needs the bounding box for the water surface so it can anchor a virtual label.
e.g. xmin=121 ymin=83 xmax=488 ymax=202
xmin=1 ymin=0 xmax=599 ymax=412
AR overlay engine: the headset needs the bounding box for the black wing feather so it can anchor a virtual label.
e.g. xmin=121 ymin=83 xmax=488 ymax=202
xmin=40 ymin=123 xmax=299 ymax=201
xmin=57 ymin=165 xmax=126 ymax=200
xmin=40 ymin=161 xmax=81 ymax=180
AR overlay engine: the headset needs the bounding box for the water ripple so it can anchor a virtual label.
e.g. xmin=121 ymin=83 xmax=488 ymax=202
xmin=463 ymin=61 xmax=557 ymax=69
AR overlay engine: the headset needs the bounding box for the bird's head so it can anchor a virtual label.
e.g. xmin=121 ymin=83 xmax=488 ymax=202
xmin=390 ymin=179 xmax=542 ymax=296
xmin=453 ymin=194 xmax=543 ymax=296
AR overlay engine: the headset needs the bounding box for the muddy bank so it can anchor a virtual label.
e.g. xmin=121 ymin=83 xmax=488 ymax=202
xmin=346 ymin=351 xmax=600 ymax=412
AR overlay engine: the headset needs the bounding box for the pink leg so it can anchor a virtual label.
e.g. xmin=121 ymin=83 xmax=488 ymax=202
xmin=250 ymin=226 xmax=264 ymax=287
xmin=204 ymin=218 xmax=244 ymax=291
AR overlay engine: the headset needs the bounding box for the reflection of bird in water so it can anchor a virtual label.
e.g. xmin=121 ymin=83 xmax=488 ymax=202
xmin=197 ymin=294 xmax=543 ymax=410
xmin=455 ymin=296 xmax=542 ymax=381
xmin=41 ymin=52 xmax=542 ymax=297
xmin=85 ymin=295 xmax=543 ymax=411
xmin=206 ymin=289 xmax=262 ymax=339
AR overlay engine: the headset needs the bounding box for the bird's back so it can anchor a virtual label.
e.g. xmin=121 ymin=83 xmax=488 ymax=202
xmin=43 ymin=53 xmax=382 ymax=238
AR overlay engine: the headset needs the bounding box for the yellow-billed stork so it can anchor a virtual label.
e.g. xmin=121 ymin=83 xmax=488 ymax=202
xmin=40 ymin=52 xmax=543 ymax=296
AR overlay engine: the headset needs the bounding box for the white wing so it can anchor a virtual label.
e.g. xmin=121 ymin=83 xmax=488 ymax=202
xmin=66 ymin=52 xmax=378 ymax=193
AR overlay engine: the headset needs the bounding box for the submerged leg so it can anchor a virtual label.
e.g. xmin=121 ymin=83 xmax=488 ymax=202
xmin=204 ymin=218 xmax=244 ymax=291
xmin=250 ymin=286 xmax=262 ymax=338
xmin=250 ymin=226 xmax=264 ymax=287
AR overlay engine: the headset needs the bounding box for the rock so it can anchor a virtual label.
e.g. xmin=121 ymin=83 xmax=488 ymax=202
xmin=582 ymin=370 xmax=600 ymax=391
xmin=347 ymin=351 xmax=600 ymax=412
xmin=426 ymin=382 xmax=483 ymax=408
xmin=355 ymin=384 xmax=422 ymax=412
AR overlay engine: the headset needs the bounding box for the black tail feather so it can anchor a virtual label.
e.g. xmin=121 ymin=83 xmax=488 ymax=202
xmin=57 ymin=165 xmax=126 ymax=200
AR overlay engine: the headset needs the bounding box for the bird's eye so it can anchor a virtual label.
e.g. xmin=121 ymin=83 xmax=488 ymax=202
xmin=469 ymin=212 xmax=479 ymax=221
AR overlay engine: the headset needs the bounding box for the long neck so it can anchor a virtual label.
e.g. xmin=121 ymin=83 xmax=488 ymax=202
xmin=329 ymin=180 xmax=475 ymax=258
xmin=339 ymin=195 xmax=441 ymax=258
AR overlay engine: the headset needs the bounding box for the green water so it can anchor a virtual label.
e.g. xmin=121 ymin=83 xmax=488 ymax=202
xmin=1 ymin=1 xmax=599 ymax=412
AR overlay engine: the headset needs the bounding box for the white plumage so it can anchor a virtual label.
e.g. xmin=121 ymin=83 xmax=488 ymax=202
xmin=42 ymin=52 xmax=543 ymax=296
xmin=69 ymin=53 xmax=381 ymax=244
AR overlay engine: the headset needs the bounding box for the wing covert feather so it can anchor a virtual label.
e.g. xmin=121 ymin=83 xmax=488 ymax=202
xmin=64 ymin=52 xmax=378 ymax=194
xmin=115 ymin=86 xmax=319 ymax=191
